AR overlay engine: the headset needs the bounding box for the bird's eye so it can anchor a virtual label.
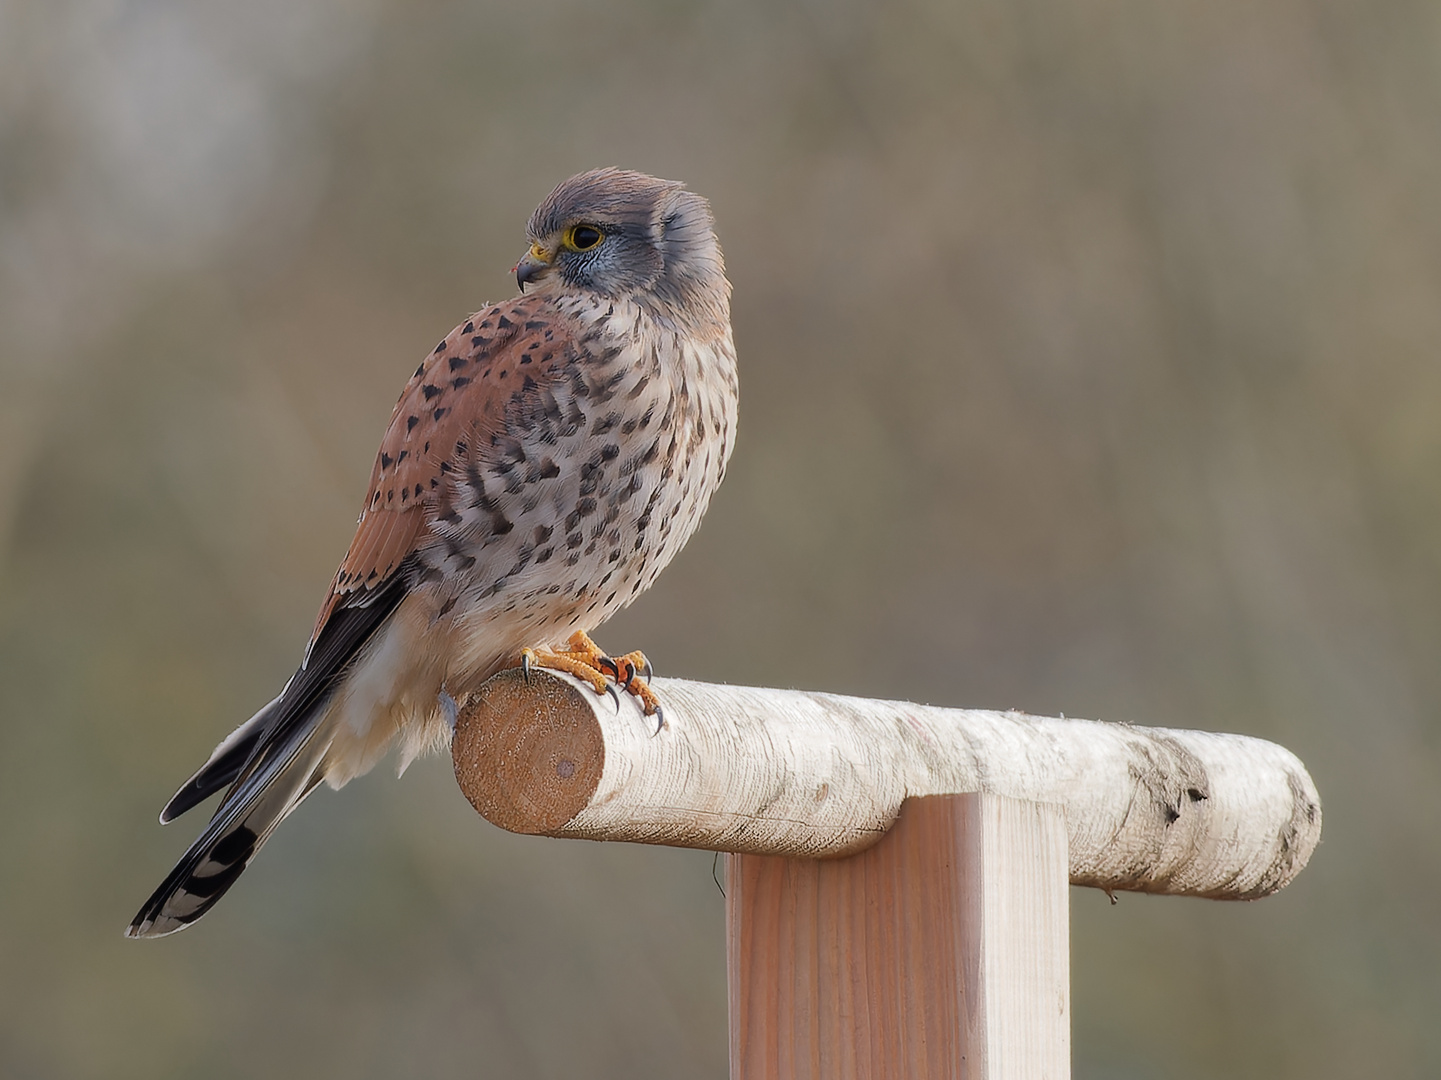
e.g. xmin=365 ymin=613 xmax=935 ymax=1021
xmin=564 ymin=224 xmax=604 ymax=252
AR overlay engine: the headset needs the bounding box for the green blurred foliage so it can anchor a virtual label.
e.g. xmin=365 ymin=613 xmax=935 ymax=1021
xmin=2 ymin=0 xmax=1439 ymax=1076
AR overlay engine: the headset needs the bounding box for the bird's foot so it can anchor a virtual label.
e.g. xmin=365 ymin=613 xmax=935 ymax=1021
xmin=520 ymin=631 xmax=663 ymax=728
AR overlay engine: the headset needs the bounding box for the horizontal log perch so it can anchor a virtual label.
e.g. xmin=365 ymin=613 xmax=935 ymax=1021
xmin=450 ymin=670 xmax=1321 ymax=900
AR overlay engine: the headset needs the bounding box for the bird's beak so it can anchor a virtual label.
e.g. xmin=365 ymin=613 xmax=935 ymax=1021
xmin=514 ymin=245 xmax=552 ymax=291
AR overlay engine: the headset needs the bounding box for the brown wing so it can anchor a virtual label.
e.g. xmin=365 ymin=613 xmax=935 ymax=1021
xmin=307 ymin=294 xmax=579 ymax=647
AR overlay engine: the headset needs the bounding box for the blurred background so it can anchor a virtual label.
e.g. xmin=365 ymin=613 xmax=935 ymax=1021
xmin=1 ymin=0 xmax=1438 ymax=1076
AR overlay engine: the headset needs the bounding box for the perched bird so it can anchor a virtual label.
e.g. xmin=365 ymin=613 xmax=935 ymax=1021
xmin=128 ymin=169 xmax=738 ymax=938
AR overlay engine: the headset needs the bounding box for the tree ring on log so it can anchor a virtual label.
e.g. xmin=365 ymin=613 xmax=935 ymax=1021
xmin=451 ymin=668 xmax=604 ymax=833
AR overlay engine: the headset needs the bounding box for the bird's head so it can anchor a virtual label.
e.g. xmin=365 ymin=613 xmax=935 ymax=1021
xmin=515 ymin=168 xmax=729 ymax=329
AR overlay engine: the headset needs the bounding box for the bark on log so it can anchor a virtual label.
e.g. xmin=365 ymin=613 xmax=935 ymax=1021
xmin=450 ymin=669 xmax=1321 ymax=899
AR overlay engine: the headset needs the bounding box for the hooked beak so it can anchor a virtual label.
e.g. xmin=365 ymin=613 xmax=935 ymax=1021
xmin=514 ymin=246 xmax=552 ymax=291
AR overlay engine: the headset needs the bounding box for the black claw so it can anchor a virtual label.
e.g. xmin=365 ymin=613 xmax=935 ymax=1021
xmin=606 ymin=683 xmax=621 ymax=713
xmin=640 ymin=659 xmax=654 ymax=680
xmin=521 ymin=652 xmax=532 ymax=684
xmin=650 ymin=703 xmax=666 ymax=736
xmin=598 ymin=656 xmax=620 ymax=680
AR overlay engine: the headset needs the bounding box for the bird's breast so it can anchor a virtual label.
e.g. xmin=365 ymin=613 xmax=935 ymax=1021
xmin=416 ymin=300 xmax=737 ymax=677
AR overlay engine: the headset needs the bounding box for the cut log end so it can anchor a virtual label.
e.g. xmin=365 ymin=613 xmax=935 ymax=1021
xmin=451 ymin=668 xmax=605 ymax=834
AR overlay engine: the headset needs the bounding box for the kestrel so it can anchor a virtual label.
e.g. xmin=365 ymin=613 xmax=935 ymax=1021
xmin=128 ymin=169 xmax=738 ymax=938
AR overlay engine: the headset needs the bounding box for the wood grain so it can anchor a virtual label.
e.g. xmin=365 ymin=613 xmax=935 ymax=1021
xmin=726 ymin=794 xmax=1069 ymax=1080
xmin=449 ymin=668 xmax=605 ymax=833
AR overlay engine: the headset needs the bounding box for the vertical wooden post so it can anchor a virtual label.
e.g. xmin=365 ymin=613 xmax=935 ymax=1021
xmin=726 ymin=793 xmax=1070 ymax=1080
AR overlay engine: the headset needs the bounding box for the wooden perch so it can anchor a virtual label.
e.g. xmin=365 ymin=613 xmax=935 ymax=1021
xmin=452 ymin=670 xmax=1323 ymax=1075
xmin=451 ymin=669 xmax=1321 ymax=899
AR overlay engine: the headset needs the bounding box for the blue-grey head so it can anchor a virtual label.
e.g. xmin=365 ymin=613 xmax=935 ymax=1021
xmin=515 ymin=168 xmax=729 ymax=329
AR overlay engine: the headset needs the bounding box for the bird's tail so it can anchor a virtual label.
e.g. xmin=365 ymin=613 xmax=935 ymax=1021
xmin=128 ymin=565 xmax=411 ymax=938
xmin=126 ymin=707 xmax=332 ymax=939
xmin=158 ymin=692 xmax=284 ymax=824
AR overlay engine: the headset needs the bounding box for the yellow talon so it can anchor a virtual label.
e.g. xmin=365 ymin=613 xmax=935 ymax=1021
xmin=515 ymin=631 xmax=662 ymax=717
xmin=519 ymin=643 xmax=610 ymax=694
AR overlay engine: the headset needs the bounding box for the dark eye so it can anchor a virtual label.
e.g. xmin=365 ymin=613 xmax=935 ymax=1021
xmin=565 ymin=224 xmax=604 ymax=252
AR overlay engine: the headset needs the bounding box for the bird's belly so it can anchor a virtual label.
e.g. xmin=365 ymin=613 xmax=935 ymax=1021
xmin=318 ymin=595 xmax=478 ymax=787
xmin=426 ymin=334 xmax=737 ymax=664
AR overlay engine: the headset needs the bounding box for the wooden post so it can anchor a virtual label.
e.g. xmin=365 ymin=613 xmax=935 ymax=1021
xmin=449 ymin=670 xmax=1323 ymax=1076
xmin=726 ymin=794 xmax=1070 ymax=1080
